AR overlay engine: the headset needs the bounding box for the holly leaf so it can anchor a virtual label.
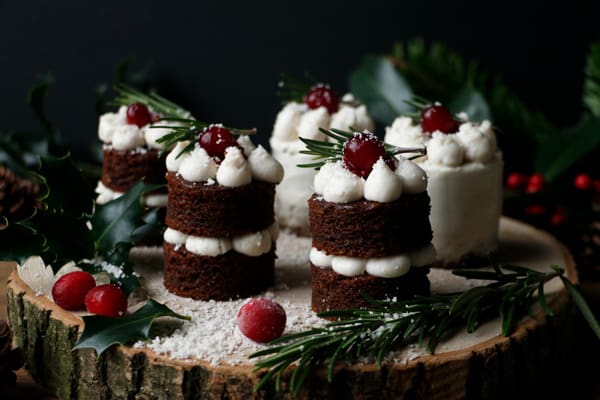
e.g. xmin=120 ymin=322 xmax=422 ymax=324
xmin=27 ymin=73 xmax=58 ymax=137
xmin=36 ymin=154 xmax=95 ymax=218
xmin=0 ymin=218 xmax=47 ymax=264
xmin=449 ymin=87 xmax=491 ymax=122
xmin=535 ymin=115 xmax=600 ymax=181
xmin=90 ymin=180 xmax=162 ymax=256
xmin=349 ymin=55 xmax=414 ymax=125
xmin=73 ymin=299 xmax=190 ymax=355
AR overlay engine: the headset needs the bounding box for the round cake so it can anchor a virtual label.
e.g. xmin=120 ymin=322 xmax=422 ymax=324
xmin=270 ymin=86 xmax=374 ymax=236
xmin=384 ymin=108 xmax=503 ymax=267
xmin=5 ymin=218 xmax=577 ymax=399
xmin=161 ymin=128 xmax=284 ymax=300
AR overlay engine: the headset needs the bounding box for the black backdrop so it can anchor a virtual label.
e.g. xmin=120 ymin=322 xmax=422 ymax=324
xmin=1 ymin=1 xmax=599 ymax=154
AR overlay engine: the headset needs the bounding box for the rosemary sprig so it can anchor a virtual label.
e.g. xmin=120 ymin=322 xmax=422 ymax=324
xmin=297 ymin=127 xmax=425 ymax=169
xmin=154 ymin=118 xmax=257 ymax=158
xmin=250 ymin=263 xmax=600 ymax=395
xmin=111 ymin=83 xmax=192 ymax=119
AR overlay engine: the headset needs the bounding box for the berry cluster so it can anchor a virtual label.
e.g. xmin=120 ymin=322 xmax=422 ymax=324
xmin=52 ymin=271 xmax=128 ymax=318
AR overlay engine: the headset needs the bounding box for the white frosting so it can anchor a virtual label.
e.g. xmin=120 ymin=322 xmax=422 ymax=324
xmin=313 ymin=162 xmax=364 ymax=203
xmin=164 ymin=225 xmax=276 ymax=257
xmin=94 ymin=181 xmax=168 ymax=208
xmin=310 ymin=245 xmax=433 ymax=278
xmin=363 ymin=158 xmax=402 ymax=202
xmin=384 ymin=114 xmax=503 ymax=263
xmin=178 ymin=145 xmax=218 ymax=182
xmin=247 ymin=145 xmax=284 ymax=183
xmin=313 ymin=158 xmax=426 ymax=204
xmin=270 ymin=96 xmax=375 ymax=233
xmin=166 ymin=138 xmax=283 ymax=188
xmin=216 ymin=147 xmax=253 ymax=187
xmin=98 ymin=106 xmax=174 ymax=151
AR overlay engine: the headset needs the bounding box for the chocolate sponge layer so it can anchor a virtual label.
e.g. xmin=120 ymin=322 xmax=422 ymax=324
xmin=308 ymin=192 xmax=433 ymax=258
xmin=163 ymin=242 xmax=274 ymax=301
xmin=311 ymin=264 xmax=430 ymax=313
xmin=102 ymin=147 xmax=167 ymax=192
xmin=165 ymin=172 xmax=275 ymax=237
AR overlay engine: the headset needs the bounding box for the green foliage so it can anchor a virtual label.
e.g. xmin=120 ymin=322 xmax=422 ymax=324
xmin=583 ymin=42 xmax=600 ymax=117
xmin=73 ymin=299 xmax=190 ymax=356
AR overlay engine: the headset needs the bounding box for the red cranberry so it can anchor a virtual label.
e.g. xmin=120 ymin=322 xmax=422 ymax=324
xmin=304 ymin=84 xmax=340 ymax=114
xmin=84 ymin=284 xmax=128 ymax=318
xmin=420 ymin=104 xmax=459 ymax=135
xmin=52 ymin=271 xmax=96 ymax=311
xmin=550 ymin=208 xmax=567 ymax=226
xmin=526 ymin=173 xmax=545 ymax=193
xmin=198 ymin=125 xmax=238 ymax=160
xmin=524 ymin=204 xmax=547 ymax=216
xmin=343 ymin=131 xmax=387 ymax=178
xmin=237 ymin=298 xmax=286 ymax=343
xmin=151 ymin=113 xmax=162 ymax=123
xmin=573 ymin=173 xmax=592 ymax=191
xmin=126 ymin=103 xmax=152 ymax=127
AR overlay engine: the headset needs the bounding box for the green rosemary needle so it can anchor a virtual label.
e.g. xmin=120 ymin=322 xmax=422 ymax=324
xmin=250 ymin=264 xmax=600 ymax=396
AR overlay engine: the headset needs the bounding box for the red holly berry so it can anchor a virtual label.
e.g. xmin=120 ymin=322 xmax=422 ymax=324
xmin=573 ymin=173 xmax=592 ymax=191
xmin=526 ymin=173 xmax=545 ymax=193
xmin=550 ymin=208 xmax=568 ymax=226
xmin=524 ymin=204 xmax=547 ymax=216
xmin=420 ymin=104 xmax=459 ymax=134
xmin=343 ymin=132 xmax=388 ymax=178
xmin=84 ymin=284 xmax=128 ymax=318
xmin=304 ymin=84 xmax=340 ymax=114
xmin=505 ymin=172 xmax=527 ymax=191
xmin=237 ymin=298 xmax=286 ymax=343
xmin=198 ymin=125 xmax=238 ymax=160
xmin=52 ymin=271 xmax=96 ymax=311
xmin=126 ymin=103 xmax=152 ymax=127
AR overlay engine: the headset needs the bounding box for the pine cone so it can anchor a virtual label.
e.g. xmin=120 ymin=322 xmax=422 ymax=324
xmin=0 ymin=320 xmax=25 ymax=389
xmin=0 ymin=165 xmax=40 ymax=222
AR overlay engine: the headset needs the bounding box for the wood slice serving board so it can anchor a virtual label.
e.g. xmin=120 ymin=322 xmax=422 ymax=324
xmin=6 ymin=217 xmax=577 ymax=400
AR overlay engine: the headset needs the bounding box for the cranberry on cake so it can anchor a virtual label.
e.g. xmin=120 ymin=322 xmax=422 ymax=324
xmin=302 ymin=128 xmax=434 ymax=312
xmin=270 ymin=81 xmax=375 ymax=236
xmin=95 ymin=85 xmax=191 ymax=207
xmin=384 ymin=100 xmax=503 ymax=267
xmin=162 ymin=123 xmax=284 ymax=300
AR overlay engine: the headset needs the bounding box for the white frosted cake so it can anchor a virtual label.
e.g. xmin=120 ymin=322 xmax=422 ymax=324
xmin=385 ymin=112 xmax=503 ymax=266
xmin=270 ymin=92 xmax=374 ymax=235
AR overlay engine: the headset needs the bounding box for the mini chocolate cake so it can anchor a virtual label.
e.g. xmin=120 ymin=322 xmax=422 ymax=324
xmin=102 ymin=147 xmax=167 ymax=193
xmin=305 ymin=130 xmax=435 ymax=313
xmin=162 ymin=128 xmax=284 ymax=300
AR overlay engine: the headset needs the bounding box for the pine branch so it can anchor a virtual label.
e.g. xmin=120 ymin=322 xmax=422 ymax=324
xmin=250 ymin=263 xmax=597 ymax=395
xmin=111 ymin=84 xmax=192 ymax=119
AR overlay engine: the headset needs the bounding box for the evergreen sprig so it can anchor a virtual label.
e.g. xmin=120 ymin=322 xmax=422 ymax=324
xmin=112 ymin=84 xmax=192 ymax=119
xmin=297 ymin=127 xmax=425 ymax=169
xmin=250 ymin=263 xmax=600 ymax=395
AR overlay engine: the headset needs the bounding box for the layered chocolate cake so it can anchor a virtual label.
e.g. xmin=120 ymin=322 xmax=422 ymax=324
xmin=384 ymin=102 xmax=503 ymax=267
xmin=162 ymin=125 xmax=284 ymax=300
xmin=270 ymin=84 xmax=374 ymax=235
xmin=306 ymin=130 xmax=434 ymax=312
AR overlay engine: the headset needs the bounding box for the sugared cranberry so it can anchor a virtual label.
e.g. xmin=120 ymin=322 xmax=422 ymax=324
xmin=573 ymin=173 xmax=592 ymax=191
xmin=526 ymin=173 xmax=545 ymax=193
xmin=198 ymin=125 xmax=238 ymax=160
xmin=237 ymin=298 xmax=286 ymax=343
xmin=420 ymin=104 xmax=459 ymax=134
xmin=505 ymin=172 xmax=527 ymax=191
xmin=126 ymin=103 xmax=152 ymax=127
xmin=52 ymin=271 xmax=96 ymax=311
xmin=84 ymin=284 xmax=128 ymax=318
xmin=304 ymin=84 xmax=340 ymax=114
xmin=343 ymin=132 xmax=387 ymax=178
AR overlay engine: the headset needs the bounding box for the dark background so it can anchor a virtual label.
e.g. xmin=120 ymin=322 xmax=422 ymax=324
xmin=1 ymin=1 xmax=599 ymax=155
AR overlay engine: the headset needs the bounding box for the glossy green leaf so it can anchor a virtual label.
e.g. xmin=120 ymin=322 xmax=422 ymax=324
xmin=449 ymin=87 xmax=491 ymax=122
xmin=0 ymin=219 xmax=47 ymax=265
xmin=349 ymin=55 xmax=414 ymax=125
xmin=534 ymin=116 xmax=600 ymax=181
xmin=73 ymin=299 xmax=190 ymax=355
